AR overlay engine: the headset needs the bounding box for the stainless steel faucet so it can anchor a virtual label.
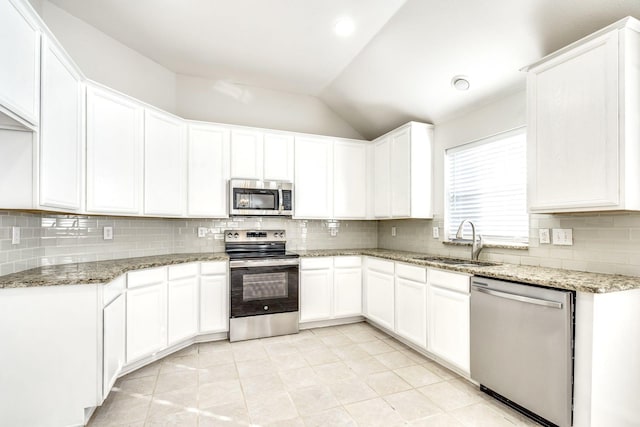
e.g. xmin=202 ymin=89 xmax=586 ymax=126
xmin=455 ymin=219 xmax=483 ymax=260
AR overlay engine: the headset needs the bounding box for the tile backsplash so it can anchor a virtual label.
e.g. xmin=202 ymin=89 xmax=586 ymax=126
xmin=0 ymin=211 xmax=377 ymax=276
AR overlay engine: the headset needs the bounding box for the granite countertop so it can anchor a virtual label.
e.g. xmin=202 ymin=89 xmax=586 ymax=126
xmin=0 ymin=253 xmax=229 ymax=289
xmin=1 ymin=248 xmax=639 ymax=293
xmin=295 ymin=248 xmax=640 ymax=294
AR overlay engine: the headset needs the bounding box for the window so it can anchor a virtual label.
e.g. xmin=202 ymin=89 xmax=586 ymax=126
xmin=445 ymin=127 xmax=528 ymax=244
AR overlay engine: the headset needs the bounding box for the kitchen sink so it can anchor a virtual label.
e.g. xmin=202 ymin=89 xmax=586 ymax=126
xmin=410 ymin=256 xmax=498 ymax=267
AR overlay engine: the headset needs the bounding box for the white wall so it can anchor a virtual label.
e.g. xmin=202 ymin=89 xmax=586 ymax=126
xmin=176 ymin=75 xmax=363 ymax=138
xmin=38 ymin=1 xmax=177 ymax=113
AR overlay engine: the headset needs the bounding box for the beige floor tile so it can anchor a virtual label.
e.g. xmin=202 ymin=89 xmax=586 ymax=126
xmin=357 ymin=339 xmax=395 ymax=355
xmin=331 ymin=343 xmax=371 ymax=361
xmin=245 ymin=390 xmax=299 ymax=425
xmin=313 ymin=361 xmax=357 ymax=384
xmin=198 ymin=362 xmax=238 ymax=384
xmin=114 ymin=375 xmax=157 ymax=396
xmin=293 ymin=335 xmax=327 ymax=352
xmin=279 ymin=366 xmax=322 ymax=390
xmin=383 ymin=389 xmax=443 ymax=421
xmin=408 ymin=413 xmax=466 ymax=427
xmin=374 ymin=350 xmax=417 ymax=369
xmin=198 ymin=379 xmax=244 ymax=408
xmin=344 ymin=397 xmax=405 ymax=427
xmin=320 ymin=333 xmax=354 ymax=347
xmin=240 ymin=372 xmax=286 ymax=398
xmin=232 ymin=346 xmax=268 ymax=362
xmin=303 ymin=406 xmax=358 ymax=427
xmin=198 ymin=401 xmax=250 ymax=427
xmin=366 ymin=370 xmax=413 ymax=396
xmin=289 ymin=384 xmax=340 ymax=415
xmin=381 ymin=337 xmax=409 ymax=351
xmin=89 ymin=393 xmax=151 ymax=426
xmin=328 ymin=379 xmax=378 ymax=405
xmin=154 ymin=370 xmax=198 ymax=394
xmin=422 ymin=360 xmax=459 ymax=380
xmin=394 ymin=364 xmax=444 ymax=387
xmin=303 ymin=347 xmax=341 ymax=366
xmin=449 ymin=402 xmax=526 ymax=427
xmin=147 ymin=387 xmax=198 ymax=422
xmin=418 ymin=380 xmax=483 ymax=411
xmin=265 ymin=417 xmax=305 ymax=427
xmin=198 ymin=340 xmax=232 ymax=353
xmin=402 ymin=348 xmax=431 ymax=363
xmin=124 ymin=361 xmax=162 ymax=380
xmin=236 ymin=357 xmax=276 ymax=378
xmin=310 ymin=326 xmax=343 ymax=336
xmin=344 ymin=356 xmax=389 ymax=375
xmin=159 ymin=354 xmax=200 ymax=374
xmin=264 ymin=341 xmax=299 ymax=356
xmin=198 ymin=350 xmax=234 ymax=368
xmin=167 ymin=345 xmax=198 ymax=358
xmin=270 ymin=352 xmax=309 ymax=371
xmin=145 ymin=410 xmax=198 ymax=426
xmin=343 ymin=330 xmax=379 ymax=343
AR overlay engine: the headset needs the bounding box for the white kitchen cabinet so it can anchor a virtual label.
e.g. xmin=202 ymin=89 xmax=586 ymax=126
xmin=373 ymin=122 xmax=433 ymax=219
xmin=187 ymin=123 xmax=230 ymax=217
xmin=144 ymin=109 xmax=186 ymax=216
xmin=364 ymin=258 xmax=395 ymax=330
xmin=395 ymin=263 xmax=427 ymax=349
xmin=0 ymin=0 xmax=40 ymax=126
xmin=86 ymin=85 xmax=143 ymax=215
xmin=199 ymin=261 xmax=228 ymax=333
xmin=103 ymin=293 xmax=125 ymax=399
xmin=333 ymin=257 xmax=363 ymax=317
xmin=39 ymin=38 xmax=83 ymax=211
xmin=300 ymin=258 xmax=333 ymax=322
xmin=230 ymin=128 xmax=262 ymax=179
xmin=526 ymin=20 xmax=640 ymax=212
xmin=263 ymin=131 xmax=294 ymax=181
xmin=167 ymin=264 xmax=199 ymax=344
xmin=294 ymin=136 xmax=334 ymax=218
xmin=126 ymin=268 xmax=168 ymax=363
xmin=427 ymin=268 xmax=470 ymax=373
xmin=333 ymin=139 xmax=367 ymax=219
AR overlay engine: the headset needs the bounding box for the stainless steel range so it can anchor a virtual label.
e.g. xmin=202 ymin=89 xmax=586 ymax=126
xmin=226 ymin=229 xmax=300 ymax=342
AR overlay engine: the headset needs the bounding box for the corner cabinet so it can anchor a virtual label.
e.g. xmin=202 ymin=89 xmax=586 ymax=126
xmin=373 ymin=122 xmax=433 ymax=219
xmin=526 ymin=18 xmax=640 ymax=212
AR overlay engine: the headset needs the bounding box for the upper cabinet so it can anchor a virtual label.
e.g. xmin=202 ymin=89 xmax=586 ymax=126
xmin=187 ymin=123 xmax=230 ymax=218
xmin=230 ymin=128 xmax=293 ymax=181
xmin=526 ymin=18 xmax=640 ymax=213
xmin=0 ymin=0 xmax=40 ymax=127
xmin=373 ymin=122 xmax=433 ymax=219
xmin=294 ymin=135 xmax=334 ymax=218
xmin=86 ymin=85 xmax=143 ymax=215
xmin=143 ymin=109 xmax=186 ymax=216
xmin=39 ymin=38 xmax=83 ymax=211
xmin=333 ymin=139 xmax=367 ymax=219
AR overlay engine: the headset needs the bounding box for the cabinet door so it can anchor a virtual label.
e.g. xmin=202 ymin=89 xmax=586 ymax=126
xmin=427 ymin=285 xmax=470 ymax=373
xmin=333 ymin=140 xmax=367 ymax=219
xmin=365 ymin=270 xmax=394 ymax=330
xmin=200 ymin=274 xmax=228 ymax=333
xmin=168 ymin=277 xmax=199 ymax=344
xmin=144 ymin=109 xmax=186 ymax=216
xmin=395 ymin=278 xmax=427 ymax=349
xmin=373 ymin=138 xmax=391 ymax=218
xmin=294 ymin=136 xmax=333 ymax=218
xmin=103 ymin=294 xmax=125 ymax=399
xmin=390 ymin=128 xmax=411 ymax=217
xmin=0 ymin=0 xmax=40 ymax=125
xmin=126 ymin=284 xmax=167 ymax=363
xmin=300 ymin=269 xmax=333 ymax=322
xmin=230 ymin=129 xmax=262 ymax=179
xmin=528 ymin=31 xmax=619 ymax=211
xmin=86 ymin=86 xmax=143 ymax=214
xmin=263 ymin=132 xmax=293 ymax=181
xmin=39 ymin=39 xmax=83 ymax=210
xmin=334 ymin=267 xmax=362 ymax=317
xmin=187 ymin=124 xmax=230 ymax=217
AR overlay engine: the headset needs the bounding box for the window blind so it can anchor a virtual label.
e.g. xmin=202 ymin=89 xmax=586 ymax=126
xmin=445 ymin=128 xmax=528 ymax=243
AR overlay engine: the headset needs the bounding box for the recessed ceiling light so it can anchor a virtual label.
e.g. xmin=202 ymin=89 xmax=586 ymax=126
xmin=334 ymin=17 xmax=355 ymax=37
xmin=451 ymin=75 xmax=470 ymax=91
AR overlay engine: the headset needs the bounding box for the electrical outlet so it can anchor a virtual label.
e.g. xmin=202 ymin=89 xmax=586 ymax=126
xmin=11 ymin=227 xmax=20 ymax=245
xmin=391 ymin=226 xmax=397 ymax=237
xmin=198 ymin=227 xmax=208 ymax=238
xmin=432 ymin=227 xmax=440 ymax=239
xmin=552 ymin=228 xmax=573 ymax=246
xmin=539 ymin=228 xmax=550 ymax=244
xmin=103 ymin=226 xmax=113 ymax=240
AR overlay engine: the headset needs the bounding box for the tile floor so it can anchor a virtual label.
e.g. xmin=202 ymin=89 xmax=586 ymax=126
xmin=88 ymin=322 xmax=539 ymax=426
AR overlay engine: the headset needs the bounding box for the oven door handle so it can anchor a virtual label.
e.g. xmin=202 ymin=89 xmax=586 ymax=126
xmin=230 ymin=258 xmax=300 ymax=268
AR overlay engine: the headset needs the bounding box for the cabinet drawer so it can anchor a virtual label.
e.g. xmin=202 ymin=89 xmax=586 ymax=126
xmin=428 ymin=268 xmax=470 ymax=294
xmin=168 ymin=263 xmax=198 ymax=280
xmin=366 ymin=257 xmax=394 ymax=274
xmin=104 ymin=275 xmax=126 ymax=306
xmin=128 ymin=267 xmax=167 ymax=288
xmin=200 ymin=261 xmax=227 ymax=275
xmin=334 ymin=256 xmax=362 ymax=268
xmin=396 ymin=263 xmax=426 ymax=282
xmin=301 ymin=257 xmax=333 ymax=270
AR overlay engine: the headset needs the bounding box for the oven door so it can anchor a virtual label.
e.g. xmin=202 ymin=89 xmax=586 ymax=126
xmin=230 ymin=261 xmax=299 ymax=318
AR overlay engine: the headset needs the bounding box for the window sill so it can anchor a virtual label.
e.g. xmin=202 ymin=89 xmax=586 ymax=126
xmin=442 ymin=240 xmax=528 ymax=250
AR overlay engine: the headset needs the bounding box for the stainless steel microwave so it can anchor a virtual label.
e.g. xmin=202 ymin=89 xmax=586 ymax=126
xmin=229 ymin=179 xmax=293 ymax=216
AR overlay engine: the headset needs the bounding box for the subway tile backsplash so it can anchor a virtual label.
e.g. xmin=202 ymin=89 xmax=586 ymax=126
xmin=0 ymin=211 xmax=377 ymax=276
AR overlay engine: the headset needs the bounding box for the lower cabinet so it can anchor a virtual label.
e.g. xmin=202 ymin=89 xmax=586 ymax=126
xmin=395 ymin=263 xmax=427 ymax=349
xmin=333 ymin=257 xmax=363 ymax=317
xmin=167 ymin=264 xmax=199 ymax=345
xmin=427 ymin=268 xmax=471 ymax=373
xmin=364 ymin=257 xmax=395 ymax=330
xmin=103 ymin=293 xmax=125 ymax=398
xmin=200 ymin=261 xmax=229 ymax=333
xmin=126 ymin=267 xmax=168 ymax=363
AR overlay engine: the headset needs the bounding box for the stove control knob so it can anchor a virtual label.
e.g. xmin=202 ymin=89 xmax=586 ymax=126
xmin=234 ymin=232 xmax=239 ymax=238
xmin=263 ymin=305 xmax=269 ymax=311
xmin=274 ymin=232 xmax=279 ymax=238
xmin=279 ymin=232 xmax=284 ymax=238
xmin=226 ymin=232 xmax=233 ymax=238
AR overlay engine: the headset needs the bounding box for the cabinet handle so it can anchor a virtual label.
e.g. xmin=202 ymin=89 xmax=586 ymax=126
xmin=473 ymin=286 xmax=563 ymax=309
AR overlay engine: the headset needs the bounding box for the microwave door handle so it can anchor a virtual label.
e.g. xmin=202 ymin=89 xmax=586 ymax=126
xmin=278 ymin=188 xmax=284 ymax=212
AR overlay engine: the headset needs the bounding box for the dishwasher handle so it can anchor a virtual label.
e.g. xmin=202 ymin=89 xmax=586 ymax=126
xmin=472 ymin=285 xmax=563 ymax=309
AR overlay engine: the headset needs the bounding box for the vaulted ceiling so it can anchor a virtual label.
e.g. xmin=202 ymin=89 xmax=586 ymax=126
xmin=49 ymin=0 xmax=640 ymax=138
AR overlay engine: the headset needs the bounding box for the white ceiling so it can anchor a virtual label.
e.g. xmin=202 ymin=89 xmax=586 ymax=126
xmin=48 ymin=0 xmax=640 ymax=139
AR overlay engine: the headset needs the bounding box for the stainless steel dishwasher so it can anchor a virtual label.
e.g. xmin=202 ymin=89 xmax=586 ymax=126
xmin=470 ymin=277 xmax=574 ymax=427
